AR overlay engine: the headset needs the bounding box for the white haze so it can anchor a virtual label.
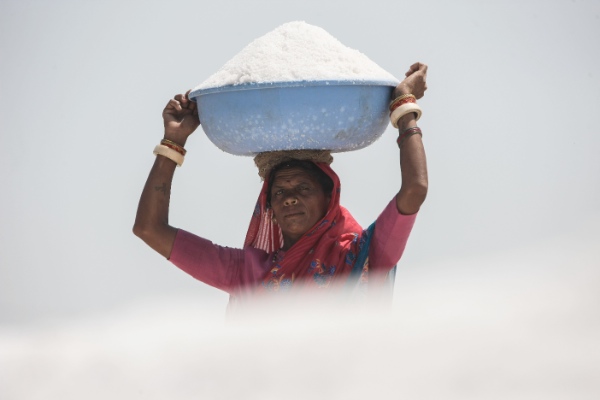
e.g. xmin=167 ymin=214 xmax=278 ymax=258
xmin=2 ymin=233 xmax=598 ymax=400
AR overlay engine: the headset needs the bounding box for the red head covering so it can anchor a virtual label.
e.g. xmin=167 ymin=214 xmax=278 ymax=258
xmin=244 ymin=162 xmax=364 ymax=292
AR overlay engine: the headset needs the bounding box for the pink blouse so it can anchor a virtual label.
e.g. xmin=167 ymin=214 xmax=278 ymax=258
xmin=169 ymin=198 xmax=417 ymax=298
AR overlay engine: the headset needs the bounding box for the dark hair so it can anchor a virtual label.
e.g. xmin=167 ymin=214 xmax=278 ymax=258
xmin=266 ymin=159 xmax=334 ymax=207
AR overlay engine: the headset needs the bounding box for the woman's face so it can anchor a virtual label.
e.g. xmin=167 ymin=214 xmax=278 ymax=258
xmin=270 ymin=167 xmax=331 ymax=249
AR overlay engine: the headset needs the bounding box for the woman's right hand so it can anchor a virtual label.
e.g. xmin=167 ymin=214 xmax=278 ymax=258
xmin=162 ymin=90 xmax=200 ymax=146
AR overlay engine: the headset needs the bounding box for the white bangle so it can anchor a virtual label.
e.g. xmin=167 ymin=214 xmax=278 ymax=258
xmin=390 ymin=103 xmax=422 ymax=128
xmin=153 ymin=144 xmax=184 ymax=167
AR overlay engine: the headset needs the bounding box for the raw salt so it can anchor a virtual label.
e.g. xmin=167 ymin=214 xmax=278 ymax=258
xmin=194 ymin=21 xmax=398 ymax=90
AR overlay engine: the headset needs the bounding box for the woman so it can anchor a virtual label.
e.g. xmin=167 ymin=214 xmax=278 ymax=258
xmin=133 ymin=62 xmax=429 ymax=313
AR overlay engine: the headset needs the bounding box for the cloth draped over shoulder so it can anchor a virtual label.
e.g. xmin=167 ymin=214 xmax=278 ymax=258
xmin=243 ymin=161 xmax=396 ymax=297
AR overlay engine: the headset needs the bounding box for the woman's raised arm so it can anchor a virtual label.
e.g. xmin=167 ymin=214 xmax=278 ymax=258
xmin=392 ymin=62 xmax=429 ymax=215
xmin=133 ymin=91 xmax=200 ymax=258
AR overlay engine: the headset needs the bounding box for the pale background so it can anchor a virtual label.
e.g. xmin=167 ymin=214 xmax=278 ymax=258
xmin=1 ymin=0 xmax=599 ymax=398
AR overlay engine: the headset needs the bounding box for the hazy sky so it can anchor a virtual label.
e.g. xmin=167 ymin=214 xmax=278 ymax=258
xmin=1 ymin=0 xmax=599 ymax=322
xmin=2 ymin=0 xmax=600 ymax=398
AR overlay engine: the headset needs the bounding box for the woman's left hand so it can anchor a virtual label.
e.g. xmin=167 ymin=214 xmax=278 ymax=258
xmin=393 ymin=62 xmax=428 ymax=99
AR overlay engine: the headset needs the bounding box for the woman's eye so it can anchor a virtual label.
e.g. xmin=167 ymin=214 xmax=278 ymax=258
xmin=274 ymin=190 xmax=284 ymax=196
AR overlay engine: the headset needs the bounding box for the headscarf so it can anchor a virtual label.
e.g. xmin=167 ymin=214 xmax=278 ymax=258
xmin=244 ymin=162 xmax=369 ymax=293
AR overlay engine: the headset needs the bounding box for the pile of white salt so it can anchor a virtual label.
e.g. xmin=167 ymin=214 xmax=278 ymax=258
xmin=194 ymin=21 xmax=398 ymax=90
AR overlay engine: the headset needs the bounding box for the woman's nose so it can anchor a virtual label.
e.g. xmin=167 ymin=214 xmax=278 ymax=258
xmin=283 ymin=196 xmax=298 ymax=206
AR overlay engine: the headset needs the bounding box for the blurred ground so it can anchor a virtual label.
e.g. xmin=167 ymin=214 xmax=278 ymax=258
xmin=2 ymin=233 xmax=598 ymax=400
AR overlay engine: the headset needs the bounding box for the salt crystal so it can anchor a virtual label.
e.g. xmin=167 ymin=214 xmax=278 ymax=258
xmin=194 ymin=21 xmax=398 ymax=90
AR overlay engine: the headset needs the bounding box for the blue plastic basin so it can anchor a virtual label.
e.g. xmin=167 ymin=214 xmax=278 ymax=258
xmin=188 ymin=80 xmax=396 ymax=156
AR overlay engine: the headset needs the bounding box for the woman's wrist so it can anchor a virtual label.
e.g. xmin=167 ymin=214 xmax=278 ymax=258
xmin=389 ymin=92 xmax=421 ymax=128
xmin=155 ymin=133 xmax=189 ymax=167
xmin=163 ymin=131 xmax=188 ymax=147
xmin=392 ymin=85 xmax=411 ymax=99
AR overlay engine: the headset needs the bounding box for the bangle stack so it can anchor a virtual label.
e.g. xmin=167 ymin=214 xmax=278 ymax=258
xmin=160 ymin=139 xmax=187 ymax=156
xmin=389 ymin=94 xmax=422 ymax=128
xmin=397 ymin=126 xmax=423 ymax=148
xmin=153 ymin=139 xmax=186 ymax=167
xmin=389 ymin=94 xmax=416 ymax=110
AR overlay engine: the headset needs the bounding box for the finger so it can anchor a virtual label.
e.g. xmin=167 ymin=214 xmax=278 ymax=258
xmin=174 ymin=93 xmax=188 ymax=108
xmin=184 ymin=89 xmax=198 ymax=110
xmin=166 ymin=98 xmax=182 ymax=112
xmin=406 ymin=62 xmax=419 ymax=75
xmin=406 ymin=62 xmax=427 ymax=77
xmin=413 ymin=64 xmax=427 ymax=81
xmin=175 ymin=93 xmax=191 ymax=105
xmin=179 ymin=91 xmax=195 ymax=109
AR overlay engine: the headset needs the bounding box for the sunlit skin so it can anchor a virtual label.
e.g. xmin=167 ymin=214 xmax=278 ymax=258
xmin=269 ymin=168 xmax=331 ymax=251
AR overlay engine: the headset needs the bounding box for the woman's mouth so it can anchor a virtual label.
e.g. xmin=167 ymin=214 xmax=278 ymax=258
xmin=284 ymin=212 xmax=304 ymax=219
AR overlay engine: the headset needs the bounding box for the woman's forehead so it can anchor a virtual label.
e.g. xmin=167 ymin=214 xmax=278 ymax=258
xmin=272 ymin=167 xmax=318 ymax=185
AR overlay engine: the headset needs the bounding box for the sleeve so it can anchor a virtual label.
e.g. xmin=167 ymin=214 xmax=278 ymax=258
xmin=368 ymin=198 xmax=417 ymax=272
xmin=168 ymin=229 xmax=244 ymax=293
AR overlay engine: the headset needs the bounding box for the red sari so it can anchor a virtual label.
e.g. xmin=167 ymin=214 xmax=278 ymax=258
xmin=244 ymin=162 xmax=371 ymax=294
